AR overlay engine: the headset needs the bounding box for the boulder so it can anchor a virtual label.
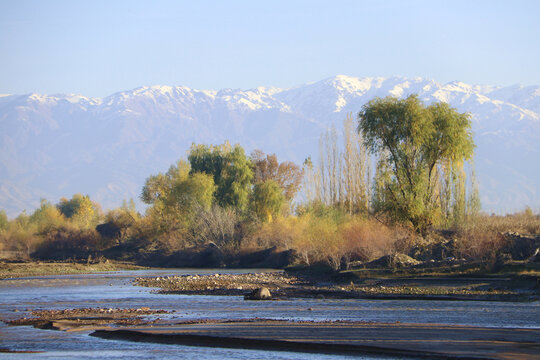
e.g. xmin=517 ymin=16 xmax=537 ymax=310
xmin=504 ymin=233 xmax=540 ymax=260
xmin=244 ymin=287 xmax=271 ymax=300
xmin=409 ymin=239 xmax=457 ymax=262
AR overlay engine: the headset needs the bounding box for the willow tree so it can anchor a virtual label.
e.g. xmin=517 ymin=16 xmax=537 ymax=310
xmin=141 ymin=160 xmax=216 ymax=233
xmin=250 ymin=180 xmax=285 ymax=222
xmin=188 ymin=142 xmax=253 ymax=213
xmin=358 ymin=95 xmax=474 ymax=233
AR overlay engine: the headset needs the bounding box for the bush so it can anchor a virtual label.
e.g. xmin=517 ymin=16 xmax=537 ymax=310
xmin=457 ymin=210 xmax=540 ymax=235
xmin=189 ymin=204 xmax=241 ymax=254
xmin=249 ymin=215 xmax=308 ymax=250
xmin=340 ymin=218 xmax=396 ymax=262
xmin=453 ymin=228 xmax=506 ymax=263
xmin=33 ymin=225 xmax=102 ymax=260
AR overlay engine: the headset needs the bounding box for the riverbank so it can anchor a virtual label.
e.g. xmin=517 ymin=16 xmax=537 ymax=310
xmin=7 ymin=307 xmax=540 ymax=359
xmin=7 ymin=307 xmax=170 ymax=331
xmin=91 ymin=320 xmax=540 ymax=359
xmin=3 ymin=269 xmax=539 ymax=358
xmin=0 ymin=260 xmax=146 ymax=279
xmin=9 ymin=308 xmax=539 ymax=359
xmin=134 ymin=270 xmax=540 ymax=301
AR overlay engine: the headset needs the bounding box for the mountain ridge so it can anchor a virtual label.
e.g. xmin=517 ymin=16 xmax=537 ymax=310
xmin=1 ymin=75 xmax=539 ymax=217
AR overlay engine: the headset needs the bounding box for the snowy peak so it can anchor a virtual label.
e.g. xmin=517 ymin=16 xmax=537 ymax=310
xmin=5 ymin=76 xmax=539 ymax=128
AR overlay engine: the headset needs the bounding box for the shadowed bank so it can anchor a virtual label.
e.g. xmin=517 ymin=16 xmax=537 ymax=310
xmin=91 ymin=320 xmax=540 ymax=360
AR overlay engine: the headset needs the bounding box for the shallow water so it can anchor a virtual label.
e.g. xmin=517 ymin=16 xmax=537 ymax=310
xmin=1 ymin=269 xmax=539 ymax=359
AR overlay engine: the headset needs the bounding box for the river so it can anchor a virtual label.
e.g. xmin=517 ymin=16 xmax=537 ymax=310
xmin=1 ymin=269 xmax=539 ymax=359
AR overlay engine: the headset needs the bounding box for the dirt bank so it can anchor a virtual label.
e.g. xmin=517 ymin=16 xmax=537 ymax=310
xmin=91 ymin=320 xmax=540 ymax=359
xmin=6 ymin=307 xmax=169 ymax=331
xmin=0 ymin=261 xmax=146 ymax=279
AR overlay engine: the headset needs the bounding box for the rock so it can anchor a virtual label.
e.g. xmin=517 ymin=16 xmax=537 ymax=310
xmin=504 ymin=233 xmax=540 ymax=260
xmin=409 ymin=239 xmax=458 ymax=262
xmin=366 ymin=253 xmax=421 ymax=269
xmin=244 ymin=287 xmax=272 ymax=300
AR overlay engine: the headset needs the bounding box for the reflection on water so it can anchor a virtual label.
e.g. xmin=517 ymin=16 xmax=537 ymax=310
xmin=1 ymin=269 xmax=538 ymax=359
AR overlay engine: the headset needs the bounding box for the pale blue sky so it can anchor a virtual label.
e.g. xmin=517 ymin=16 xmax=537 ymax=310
xmin=1 ymin=0 xmax=539 ymax=97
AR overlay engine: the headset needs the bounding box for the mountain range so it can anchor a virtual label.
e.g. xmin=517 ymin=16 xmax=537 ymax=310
xmin=1 ymin=75 xmax=539 ymax=217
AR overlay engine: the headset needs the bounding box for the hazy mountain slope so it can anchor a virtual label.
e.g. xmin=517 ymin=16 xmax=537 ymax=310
xmin=0 ymin=76 xmax=538 ymax=217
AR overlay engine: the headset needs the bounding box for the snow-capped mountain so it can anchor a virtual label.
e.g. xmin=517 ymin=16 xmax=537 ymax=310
xmin=1 ymin=76 xmax=539 ymax=217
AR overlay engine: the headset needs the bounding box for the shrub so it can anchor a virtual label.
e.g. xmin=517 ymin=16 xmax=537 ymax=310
xmin=189 ymin=204 xmax=241 ymax=254
xmin=249 ymin=215 xmax=308 ymax=250
xmin=339 ymin=218 xmax=396 ymax=262
xmin=453 ymin=228 xmax=506 ymax=263
xmin=457 ymin=210 xmax=540 ymax=236
xmin=33 ymin=225 xmax=102 ymax=260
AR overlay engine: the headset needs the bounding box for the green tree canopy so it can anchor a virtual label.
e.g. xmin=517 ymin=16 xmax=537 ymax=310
xmin=141 ymin=160 xmax=190 ymax=207
xmin=141 ymin=160 xmax=216 ymax=232
xmin=173 ymin=172 xmax=216 ymax=215
xmin=57 ymin=194 xmax=101 ymax=229
xmin=188 ymin=142 xmax=253 ymax=212
xmin=358 ymin=95 xmax=474 ymax=232
xmin=30 ymin=199 xmax=65 ymax=232
xmin=250 ymin=180 xmax=285 ymax=222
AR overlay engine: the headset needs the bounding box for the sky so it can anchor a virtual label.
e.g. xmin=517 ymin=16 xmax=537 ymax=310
xmin=1 ymin=0 xmax=539 ymax=97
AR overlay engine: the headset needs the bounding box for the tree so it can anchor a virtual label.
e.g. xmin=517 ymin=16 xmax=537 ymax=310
xmin=57 ymin=194 xmax=101 ymax=229
xmin=342 ymin=114 xmax=370 ymax=214
xmin=173 ymin=172 xmax=216 ymax=215
xmin=141 ymin=160 xmax=190 ymax=206
xmin=250 ymin=180 xmax=285 ymax=222
xmin=141 ymin=160 xmax=216 ymax=236
xmin=358 ymin=95 xmax=474 ymax=232
xmin=0 ymin=210 xmax=8 ymax=233
xmin=190 ymin=204 xmax=239 ymax=250
xmin=303 ymin=115 xmax=370 ymax=215
xmin=250 ymin=150 xmax=303 ymax=201
xmin=188 ymin=142 xmax=253 ymax=212
xmin=302 ymin=157 xmax=319 ymax=203
xmin=30 ymin=199 xmax=65 ymax=232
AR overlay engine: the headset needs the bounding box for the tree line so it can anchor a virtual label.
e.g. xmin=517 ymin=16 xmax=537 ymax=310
xmin=1 ymin=95 xmax=537 ymax=269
